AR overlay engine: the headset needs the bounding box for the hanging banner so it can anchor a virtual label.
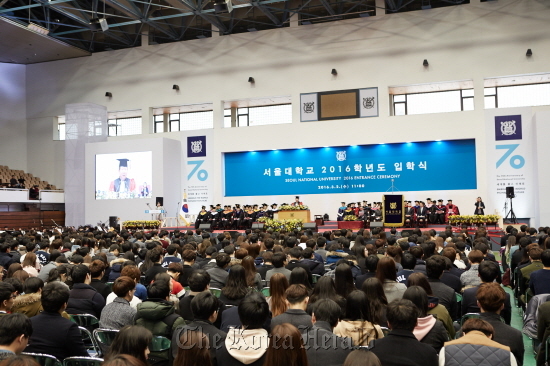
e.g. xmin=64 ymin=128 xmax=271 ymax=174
xmin=485 ymin=108 xmax=534 ymax=218
xmin=181 ymin=130 xmax=214 ymax=222
xmin=383 ymin=194 xmax=404 ymax=227
xmin=224 ymin=139 xmax=476 ymax=196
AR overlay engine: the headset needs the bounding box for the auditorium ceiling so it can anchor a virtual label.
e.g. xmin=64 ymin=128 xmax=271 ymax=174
xmin=0 ymin=0 xmax=469 ymax=63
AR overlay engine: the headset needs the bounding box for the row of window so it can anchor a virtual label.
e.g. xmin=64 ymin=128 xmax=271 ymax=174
xmin=56 ymin=82 xmax=550 ymax=139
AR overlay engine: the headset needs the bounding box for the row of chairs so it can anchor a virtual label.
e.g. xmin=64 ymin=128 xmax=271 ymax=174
xmin=22 ymin=354 xmax=102 ymax=366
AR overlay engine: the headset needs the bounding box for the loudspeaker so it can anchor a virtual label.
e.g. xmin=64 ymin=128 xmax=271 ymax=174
xmin=199 ymin=223 xmax=212 ymax=231
xmin=506 ymin=186 xmax=515 ymax=199
xmin=370 ymin=222 xmax=384 ymax=228
xmin=251 ymin=223 xmax=265 ymax=230
xmin=303 ymin=223 xmax=318 ymax=232
xmin=156 ymin=197 xmax=164 ymax=206
xmin=109 ymin=216 xmax=118 ymax=228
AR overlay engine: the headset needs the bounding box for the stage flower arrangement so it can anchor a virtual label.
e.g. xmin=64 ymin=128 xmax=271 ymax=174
xmin=448 ymin=215 xmax=500 ymax=225
xmin=343 ymin=215 xmax=359 ymax=221
xmin=278 ymin=205 xmax=309 ymax=211
xmin=257 ymin=217 xmax=304 ymax=231
xmin=122 ymin=220 xmax=161 ymax=229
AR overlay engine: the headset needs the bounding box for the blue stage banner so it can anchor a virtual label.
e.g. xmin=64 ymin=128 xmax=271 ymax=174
xmin=224 ymin=139 xmax=477 ymax=197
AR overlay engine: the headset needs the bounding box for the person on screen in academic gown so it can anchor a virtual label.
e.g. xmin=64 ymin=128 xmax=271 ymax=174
xmin=195 ymin=206 xmax=210 ymax=229
xmin=337 ymin=202 xmax=347 ymax=221
xmin=109 ymin=158 xmax=136 ymax=193
xmin=475 ymin=197 xmax=486 ymax=215
xmin=436 ymin=199 xmax=446 ymax=225
xmin=416 ymin=202 xmax=428 ymax=227
xmin=445 ymin=200 xmax=460 ymax=223
xmin=232 ymin=205 xmax=244 ymax=229
xmin=291 ymin=196 xmax=303 ymax=207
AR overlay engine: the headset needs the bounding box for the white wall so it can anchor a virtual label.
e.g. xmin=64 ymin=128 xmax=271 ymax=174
xmin=534 ymin=111 xmax=550 ymax=227
xmin=17 ymin=0 xmax=550 ymax=223
xmin=0 ymin=63 xmax=27 ymax=172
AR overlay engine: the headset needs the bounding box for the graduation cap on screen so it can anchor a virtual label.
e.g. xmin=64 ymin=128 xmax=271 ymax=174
xmin=117 ymin=158 xmax=130 ymax=168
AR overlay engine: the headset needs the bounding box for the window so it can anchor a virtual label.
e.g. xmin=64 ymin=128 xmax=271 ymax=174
xmin=223 ymin=104 xmax=292 ymax=127
xmin=167 ymin=111 xmax=214 ymax=132
xmin=108 ymin=116 xmax=142 ymax=136
xmin=392 ymin=89 xmax=474 ymax=116
xmin=154 ymin=115 xmax=164 ymax=133
xmin=57 ymin=116 xmax=66 ymax=140
xmin=484 ymin=83 xmax=550 ymax=109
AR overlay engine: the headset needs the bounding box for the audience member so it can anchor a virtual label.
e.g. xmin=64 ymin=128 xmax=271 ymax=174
xmin=99 ymin=276 xmax=137 ymax=330
xmin=11 ymin=278 xmax=43 ymax=317
xmin=104 ymin=325 xmax=152 ymax=364
xmin=376 ymin=257 xmax=407 ymax=302
xmin=334 ymin=290 xmax=384 ymax=345
xmin=264 ymin=324 xmax=308 ymax=366
xmin=0 ymin=314 xmax=33 ymax=360
xmin=207 ymin=252 xmax=230 ymax=289
xmin=266 ymin=252 xmax=291 ymax=282
xmin=65 ymin=264 xmax=106 ymax=317
xmin=271 ymin=284 xmax=312 ymax=331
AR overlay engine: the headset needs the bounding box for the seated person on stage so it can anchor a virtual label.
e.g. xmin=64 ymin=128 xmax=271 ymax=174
xmin=208 ymin=205 xmax=220 ymax=228
xmin=267 ymin=204 xmax=278 ymax=219
xmin=195 ymin=206 xmax=210 ymax=229
xmin=221 ymin=205 xmax=233 ymax=229
xmin=26 ymin=282 xmax=88 ymax=360
xmin=404 ymin=201 xmax=416 ymax=227
xmin=435 ymin=199 xmax=446 ymax=224
xmin=416 ymin=201 xmax=428 ymax=227
xmin=291 ymin=196 xmax=303 ymax=207
xmin=232 ymin=205 xmax=244 ymax=229
xmin=342 ymin=204 xmax=355 ymax=220
xmin=243 ymin=205 xmax=256 ymax=229
xmin=445 ymin=199 xmax=460 ymax=223
xmin=337 ymin=202 xmax=347 ymax=221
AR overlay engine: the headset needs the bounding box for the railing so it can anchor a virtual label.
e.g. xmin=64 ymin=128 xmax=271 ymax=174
xmin=0 ymin=188 xmax=64 ymax=203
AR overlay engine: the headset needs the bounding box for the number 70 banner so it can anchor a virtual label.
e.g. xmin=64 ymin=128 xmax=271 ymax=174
xmin=485 ymin=108 xmax=534 ymax=218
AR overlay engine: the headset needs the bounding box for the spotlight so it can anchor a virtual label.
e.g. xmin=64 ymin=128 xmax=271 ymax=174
xmin=105 ymin=92 xmax=112 ymax=98
xmin=423 ymin=59 xmax=429 ymax=67
xmin=248 ymin=77 xmax=255 ymax=83
xmin=526 ymin=49 xmax=533 ymax=57
xmin=172 ymin=85 xmax=180 ymax=91
xmin=331 ymin=69 xmax=337 ymax=75
xmin=213 ymin=0 xmax=233 ymax=13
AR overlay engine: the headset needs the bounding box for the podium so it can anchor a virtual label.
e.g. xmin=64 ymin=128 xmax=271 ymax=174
xmin=145 ymin=210 xmax=166 ymax=214
xmin=275 ymin=210 xmax=311 ymax=222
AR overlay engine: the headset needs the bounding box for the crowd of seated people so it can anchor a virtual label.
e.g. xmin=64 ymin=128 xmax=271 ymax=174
xmin=0 ymin=223 xmax=545 ymax=366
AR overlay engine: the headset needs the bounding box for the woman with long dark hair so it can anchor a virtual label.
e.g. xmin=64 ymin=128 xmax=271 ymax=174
xmin=219 ymin=265 xmax=250 ymax=306
xmin=289 ymin=267 xmax=312 ymax=293
xmin=402 ymin=286 xmax=448 ymax=353
xmin=334 ymin=290 xmax=384 ymax=345
xmin=267 ymin=273 xmax=288 ymax=317
xmin=334 ymin=263 xmax=356 ymax=299
xmin=263 ymin=324 xmax=309 ymax=366
xmin=308 ymin=276 xmax=346 ymax=317
xmin=406 ymin=272 xmax=455 ymax=338
xmin=361 ymin=278 xmax=388 ymax=327
xmin=375 ymin=257 xmax=406 ymax=302
xmin=174 ymin=330 xmax=212 ymax=366
xmin=105 ymin=325 xmax=152 ymax=364
xmin=241 ymin=256 xmax=262 ymax=290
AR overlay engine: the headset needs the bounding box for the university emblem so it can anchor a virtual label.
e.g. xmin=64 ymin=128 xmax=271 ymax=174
xmin=303 ymin=102 xmax=315 ymax=113
xmin=390 ymin=202 xmax=397 ymax=209
xmin=336 ymin=151 xmax=346 ymax=162
xmin=190 ymin=140 xmax=203 ymax=153
xmin=500 ymin=120 xmax=516 ymax=136
xmin=363 ymin=97 xmax=375 ymax=109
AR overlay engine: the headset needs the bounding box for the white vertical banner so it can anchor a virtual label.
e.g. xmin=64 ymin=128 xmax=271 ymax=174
xmin=181 ymin=130 xmax=214 ymax=223
xmin=359 ymin=87 xmax=379 ymax=118
xmin=300 ymin=93 xmax=318 ymax=122
xmin=485 ymin=107 xmax=534 ymax=219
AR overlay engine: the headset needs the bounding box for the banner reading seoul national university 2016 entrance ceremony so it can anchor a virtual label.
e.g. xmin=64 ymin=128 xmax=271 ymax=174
xmin=485 ymin=108 xmax=535 ymax=218
xmin=224 ymin=139 xmax=477 ymax=196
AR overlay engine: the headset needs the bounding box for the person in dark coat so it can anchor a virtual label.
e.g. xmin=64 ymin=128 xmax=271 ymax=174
xmin=285 ymin=247 xmax=313 ymax=285
xmin=26 ymin=282 xmax=88 ymax=360
xmin=65 ymin=264 xmax=105 ymax=318
xmin=302 ymin=299 xmax=353 ymax=366
xmin=369 ymin=299 xmax=438 ymax=366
